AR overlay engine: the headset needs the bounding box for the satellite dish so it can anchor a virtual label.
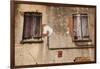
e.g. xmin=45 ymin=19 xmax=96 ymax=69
xmin=43 ymin=25 xmax=53 ymax=36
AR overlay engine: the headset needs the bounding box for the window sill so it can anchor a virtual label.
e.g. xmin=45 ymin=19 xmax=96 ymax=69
xmin=75 ymin=43 xmax=94 ymax=46
xmin=72 ymin=39 xmax=93 ymax=46
xmin=20 ymin=39 xmax=43 ymax=44
xmin=73 ymin=39 xmax=92 ymax=42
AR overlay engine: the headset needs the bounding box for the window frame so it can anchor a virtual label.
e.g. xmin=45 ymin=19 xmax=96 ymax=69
xmin=72 ymin=13 xmax=91 ymax=42
xmin=21 ymin=12 xmax=43 ymax=44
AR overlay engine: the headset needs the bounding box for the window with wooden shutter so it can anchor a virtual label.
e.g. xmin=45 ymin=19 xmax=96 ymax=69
xmin=73 ymin=14 xmax=89 ymax=40
xmin=72 ymin=14 xmax=92 ymax=46
xmin=21 ymin=12 xmax=43 ymax=43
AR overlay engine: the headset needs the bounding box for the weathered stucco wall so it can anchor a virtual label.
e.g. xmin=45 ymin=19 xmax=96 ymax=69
xmin=47 ymin=6 xmax=95 ymax=48
xmin=15 ymin=4 xmax=49 ymax=65
xmin=15 ymin=4 xmax=95 ymax=66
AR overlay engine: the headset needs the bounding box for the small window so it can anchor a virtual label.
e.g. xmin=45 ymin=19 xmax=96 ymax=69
xmin=21 ymin=12 xmax=43 ymax=43
xmin=73 ymin=14 xmax=89 ymax=41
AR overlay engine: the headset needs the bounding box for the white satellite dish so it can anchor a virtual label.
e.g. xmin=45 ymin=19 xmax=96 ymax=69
xmin=43 ymin=25 xmax=53 ymax=36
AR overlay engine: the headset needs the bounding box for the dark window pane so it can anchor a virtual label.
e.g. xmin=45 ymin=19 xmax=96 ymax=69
xmin=23 ymin=12 xmax=42 ymax=40
xmin=23 ymin=14 xmax=32 ymax=39
xmin=32 ymin=15 xmax=41 ymax=39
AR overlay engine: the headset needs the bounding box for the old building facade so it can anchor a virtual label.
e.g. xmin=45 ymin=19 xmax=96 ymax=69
xmin=14 ymin=2 xmax=96 ymax=66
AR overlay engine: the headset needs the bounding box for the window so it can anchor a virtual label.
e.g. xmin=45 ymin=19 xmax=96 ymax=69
xmin=22 ymin=12 xmax=43 ymax=43
xmin=73 ymin=14 xmax=89 ymax=41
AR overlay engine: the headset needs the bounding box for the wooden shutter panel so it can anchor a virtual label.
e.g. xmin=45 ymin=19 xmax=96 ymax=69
xmin=23 ymin=13 xmax=32 ymax=39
